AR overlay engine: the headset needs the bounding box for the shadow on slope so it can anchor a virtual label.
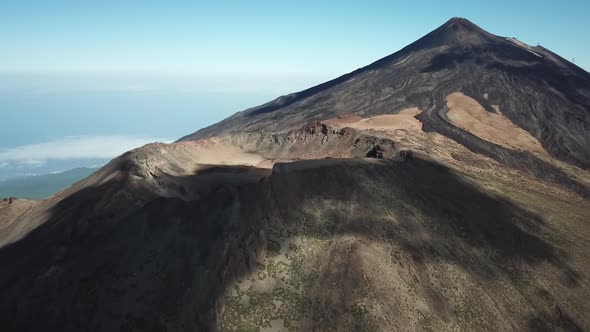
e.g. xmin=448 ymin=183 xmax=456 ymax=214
xmin=270 ymin=158 xmax=586 ymax=330
xmin=271 ymin=158 xmax=580 ymax=280
xmin=0 ymin=158 xmax=585 ymax=331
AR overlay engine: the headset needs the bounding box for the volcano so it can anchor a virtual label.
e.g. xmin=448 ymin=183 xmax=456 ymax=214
xmin=1 ymin=18 xmax=589 ymax=331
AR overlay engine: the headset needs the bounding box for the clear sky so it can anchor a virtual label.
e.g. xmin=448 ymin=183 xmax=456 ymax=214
xmin=0 ymin=0 xmax=589 ymax=178
xmin=2 ymin=1 xmax=589 ymax=73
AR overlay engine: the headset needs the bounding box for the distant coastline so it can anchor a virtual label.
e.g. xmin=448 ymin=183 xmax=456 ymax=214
xmin=0 ymin=167 xmax=98 ymax=199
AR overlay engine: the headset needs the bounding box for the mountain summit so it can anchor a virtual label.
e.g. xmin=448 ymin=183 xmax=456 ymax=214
xmin=412 ymin=17 xmax=502 ymax=48
xmin=181 ymin=17 xmax=589 ymax=176
xmin=1 ymin=18 xmax=590 ymax=331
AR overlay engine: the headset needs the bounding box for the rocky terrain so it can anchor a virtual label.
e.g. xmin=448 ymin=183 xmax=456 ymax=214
xmin=181 ymin=18 xmax=590 ymax=193
xmin=0 ymin=197 xmax=37 ymax=230
xmin=1 ymin=17 xmax=589 ymax=332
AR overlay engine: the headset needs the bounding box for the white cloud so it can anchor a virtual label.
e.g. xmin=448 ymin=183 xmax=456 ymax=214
xmin=0 ymin=135 xmax=171 ymax=167
xmin=19 ymin=159 xmax=44 ymax=167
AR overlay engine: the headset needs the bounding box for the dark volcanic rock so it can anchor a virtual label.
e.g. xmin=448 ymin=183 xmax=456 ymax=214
xmin=366 ymin=145 xmax=386 ymax=159
xmin=179 ymin=17 xmax=590 ymax=172
xmin=399 ymin=150 xmax=414 ymax=160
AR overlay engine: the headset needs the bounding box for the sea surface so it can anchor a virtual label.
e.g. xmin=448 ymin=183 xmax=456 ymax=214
xmin=0 ymin=90 xmax=277 ymax=179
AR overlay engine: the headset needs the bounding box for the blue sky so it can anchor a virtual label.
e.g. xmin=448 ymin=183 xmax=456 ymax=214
xmin=2 ymin=1 xmax=589 ymax=73
xmin=0 ymin=0 xmax=589 ymax=177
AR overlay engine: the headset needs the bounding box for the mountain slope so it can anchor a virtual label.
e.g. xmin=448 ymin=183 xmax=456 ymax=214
xmin=0 ymin=198 xmax=37 ymax=230
xmin=1 ymin=142 xmax=588 ymax=331
xmin=1 ymin=17 xmax=590 ymax=332
xmin=181 ymin=17 xmax=590 ymax=173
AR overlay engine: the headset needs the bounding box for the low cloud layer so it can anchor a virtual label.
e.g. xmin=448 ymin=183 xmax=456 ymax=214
xmin=0 ymin=135 xmax=171 ymax=168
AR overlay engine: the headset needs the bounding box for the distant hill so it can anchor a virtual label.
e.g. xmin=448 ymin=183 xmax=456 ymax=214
xmin=0 ymin=167 xmax=97 ymax=199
